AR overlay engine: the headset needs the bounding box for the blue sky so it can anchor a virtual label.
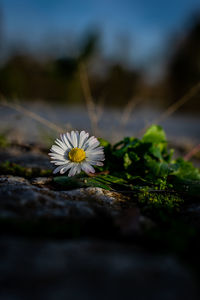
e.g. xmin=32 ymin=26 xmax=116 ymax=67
xmin=1 ymin=0 xmax=200 ymax=66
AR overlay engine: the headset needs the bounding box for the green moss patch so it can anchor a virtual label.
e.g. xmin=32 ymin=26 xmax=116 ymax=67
xmin=0 ymin=161 xmax=51 ymax=178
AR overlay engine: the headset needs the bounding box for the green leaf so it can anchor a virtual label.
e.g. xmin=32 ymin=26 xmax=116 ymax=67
xmin=124 ymin=153 xmax=132 ymax=169
xmin=149 ymin=145 xmax=163 ymax=160
xmin=98 ymin=138 xmax=110 ymax=148
xmin=53 ymin=176 xmax=85 ymax=189
xmin=53 ymin=174 xmax=130 ymax=191
xmin=171 ymin=158 xmax=200 ymax=181
xmin=142 ymin=125 xmax=166 ymax=144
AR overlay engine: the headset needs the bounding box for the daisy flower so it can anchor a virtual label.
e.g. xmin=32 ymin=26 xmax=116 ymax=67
xmin=49 ymin=131 xmax=105 ymax=177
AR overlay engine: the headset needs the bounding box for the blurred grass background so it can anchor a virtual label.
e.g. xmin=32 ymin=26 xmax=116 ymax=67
xmin=0 ymin=0 xmax=199 ymax=147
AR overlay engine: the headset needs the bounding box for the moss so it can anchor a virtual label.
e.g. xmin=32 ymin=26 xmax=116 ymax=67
xmin=0 ymin=133 xmax=10 ymax=148
xmin=138 ymin=189 xmax=184 ymax=209
xmin=0 ymin=161 xmax=51 ymax=178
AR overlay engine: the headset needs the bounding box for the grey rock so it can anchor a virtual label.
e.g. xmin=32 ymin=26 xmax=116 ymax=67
xmin=0 ymin=175 xmax=29 ymax=185
xmin=186 ymin=204 xmax=200 ymax=213
xmin=0 ymin=176 xmax=126 ymax=219
xmin=0 ymin=237 xmax=198 ymax=300
xmin=0 ymin=145 xmax=51 ymax=169
xmin=62 ymin=187 xmax=128 ymax=206
xmin=31 ymin=177 xmax=52 ymax=185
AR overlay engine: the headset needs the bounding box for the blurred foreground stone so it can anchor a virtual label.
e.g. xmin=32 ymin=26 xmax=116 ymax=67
xmin=0 ymin=238 xmax=198 ymax=300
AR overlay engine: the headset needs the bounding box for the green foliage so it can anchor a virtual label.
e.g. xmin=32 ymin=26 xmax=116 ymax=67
xmin=0 ymin=161 xmax=51 ymax=178
xmin=54 ymin=174 xmax=130 ymax=191
xmin=54 ymin=125 xmax=200 ymax=209
xmin=99 ymin=125 xmax=175 ymax=186
xmin=142 ymin=124 xmax=166 ymax=144
xmin=171 ymin=158 xmax=200 ymax=180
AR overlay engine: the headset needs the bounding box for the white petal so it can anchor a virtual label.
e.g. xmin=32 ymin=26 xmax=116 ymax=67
xmin=60 ymin=168 xmax=67 ymax=174
xmin=51 ymin=160 xmax=70 ymax=166
xmin=87 ymin=136 xmax=97 ymax=143
xmin=86 ymin=148 xmax=104 ymax=154
xmin=66 ymin=132 xmax=74 ymax=147
xmin=88 ymin=146 xmax=104 ymax=152
xmin=68 ymin=164 xmax=80 ymax=177
xmin=88 ymin=136 xmax=99 ymax=146
xmin=86 ymin=141 xmax=100 ymax=150
xmin=49 ymin=156 xmax=64 ymax=162
xmin=86 ymin=155 xmax=104 ymax=161
xmin=62 ymin=133 xmax=72 ymax=149
xmin=75 ymin=131 xmax=80 ymax=148
xmin=51 ymin=145 xmax=65 ymax=155
xmin=86 ymin=151 xmax=105 ymax=161
xmin=79 ymin=131 xmax=89 ymax=148
xmin=55 ymin=139 xmax=68 ymax=150
xmin=87 ymin=156 xmax=105 ymax=162
xmin=77 ymin=165 xmax=82 ymax=174
xmin=49 ymin=153 xmax=65 ymax=160
xmin=78 ymin=131 xmax=86 ymax=147
xmin=60 ymin=163 xmax=73 ymax=174
xmin=60 ymin=134 xmax=65 ymax=142
xmin=81 ymin=162 xmax=95 ymax=174
xmin=70 ymin=130 xmax=78 ymax=148
xmin=87 ymin=160 xmax=104 ymax=166
xmin=83 ymin=136 xmax=97 ymax=149
xmin=86 ymin=150 xmax=104 ymax=157
xmin=72 ymin=164 xmax=81 ymax=175
xmin=55 ymin=138 xmax=65 ymax=148
xmin=84 ymin=138 xmax=100 ymax=151
xmin=53 ymin=165 xmax=65 ymax=174
xmin=53 ymin=162 xmax=74 ymax=174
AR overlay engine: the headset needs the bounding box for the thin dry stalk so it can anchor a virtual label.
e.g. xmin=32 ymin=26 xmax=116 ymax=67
xmin=138 ymin=81 xmax=200 ymax=136
xmin=0 ymin=96 xmax=64 ymax=133
xmin=120 ymin=97 xmax=143 ymax=128
xmin=79 ymin=62 xmax=100 ymax=134
xmin=184 ymin=143 xmax=200 ymax=161
xmin=95 ymin=97 xmax=105 ymax=122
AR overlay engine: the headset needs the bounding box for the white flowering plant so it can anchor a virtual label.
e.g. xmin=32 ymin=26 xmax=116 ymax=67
xmin=49 ymin=125 xmax=200 ymax=209
xmin=49 ymin=131 xmax=105 ymax=177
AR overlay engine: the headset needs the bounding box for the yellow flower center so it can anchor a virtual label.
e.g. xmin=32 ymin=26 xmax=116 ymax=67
xmin=68 ymin=147 xmax=86 ymax=163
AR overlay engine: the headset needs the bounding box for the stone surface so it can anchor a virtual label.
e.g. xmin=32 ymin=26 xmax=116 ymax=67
xmin=0 ymin=175 xmax=126 ymax=219
xmin=31 ymin=176 xmax=52 ymax=185
xmin=0 ymin=238 xmax=198 ymax=300
xmin=0 ymin=174 xmax=153 ymax=239
xmin=0 ymin=144 xmax=51 ymax=169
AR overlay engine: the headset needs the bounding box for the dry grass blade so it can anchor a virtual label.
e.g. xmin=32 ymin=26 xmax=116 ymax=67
xmin=139 ymin=81 xmax=200 ymax=136
xmin=79 ymin=62 xmax=99 ymax=134
xmin=120 ymin=97 xmax=143 ymax=128
xmin=95 ymin=96 xmax=105 ymax=123
xmin=0 ymin=95 xmax=64 ymax=133
xmin=184 ymin=143 xmax=200 ymax=161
